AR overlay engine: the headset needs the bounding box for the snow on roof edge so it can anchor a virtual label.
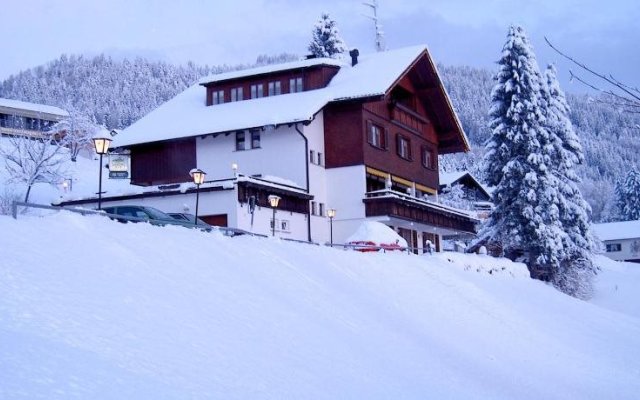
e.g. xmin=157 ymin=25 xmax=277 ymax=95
xmin=0 ymin=97 xmax=69 ymax=117
xmin=199 ymin=57 xmax=346 ymax=85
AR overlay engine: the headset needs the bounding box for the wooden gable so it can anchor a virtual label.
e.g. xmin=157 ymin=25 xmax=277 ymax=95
xmin=385 ymin=50 xmax=469 ymax=155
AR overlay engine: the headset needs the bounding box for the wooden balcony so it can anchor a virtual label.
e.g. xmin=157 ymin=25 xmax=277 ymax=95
xmin=363 ymin=189 xmax=478 ymax=234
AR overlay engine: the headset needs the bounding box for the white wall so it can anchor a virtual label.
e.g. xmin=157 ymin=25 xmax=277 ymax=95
xmin=324 ymin=165 xmax=367 ymax=244
xmin=196 ymin=126 xmax=306 ymax=188
xmin=235 ymin=203 xmax=308 ymax=239
xmin=603 ymin=239 xmax=640 ymax=262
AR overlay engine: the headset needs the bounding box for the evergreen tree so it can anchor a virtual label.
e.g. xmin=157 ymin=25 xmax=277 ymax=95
xmin=480 ymin=25 xmax=565 ymax=276
xmin=615 ymin=167 xmax=640 ymax=220
xmin=308 ymin=13 xmax=347 ymax=58
xmin=543 ymin=64 xmax=597 ymax=299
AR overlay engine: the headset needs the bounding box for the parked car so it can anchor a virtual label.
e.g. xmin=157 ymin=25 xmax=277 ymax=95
xmin=167 ymin=213 xmax=211 ymax=227
xmin=101 ymin=205 xmax=178 ymax=225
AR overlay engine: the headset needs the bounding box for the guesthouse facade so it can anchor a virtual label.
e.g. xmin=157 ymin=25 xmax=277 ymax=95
xmin=60 ymin=46 xmax=478 ymax=251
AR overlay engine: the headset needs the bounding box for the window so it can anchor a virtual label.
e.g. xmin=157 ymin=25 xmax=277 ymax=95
xmin=319 ymin=203 xmax=325 ymax=217
xmin=606 ymin=243 xmax=622 ymax=252
xmin=251 ymin=84 xmax=264 ymax=99
xmin=310 ymin=201 xmax=317 ymax=215
xmin=212 ymin=90 xmax=224 ymax=105
xmin=317 ymin=152 xmax=323 ymax=166
xmin=421 ymin=146 xmax=436 ymax=169
xmin=280 ymin=220 xmax=290 ymax=232
xmin=397 ymin=135 xmax=411 ymax=160
xmin=268 ymin=81 xmax=281 ymax=96
xmin=309 ymin=150 xmax=315 ymax=164
xmin=289 ymin=77 xmax=303 ymax=93
xmin=367 ymin=121 xmax=386 ymax=149
xmin=230 ymin=87 xmax=243 ymax=102
xmin=250 ymin=130 xmax=261 ymax=149
xmin=235 ymin=131 xmax=245 ymax=151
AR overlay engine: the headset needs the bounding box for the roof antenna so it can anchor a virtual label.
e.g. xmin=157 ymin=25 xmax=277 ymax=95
xmin=363 ymin=0 xmax=386 ymax=52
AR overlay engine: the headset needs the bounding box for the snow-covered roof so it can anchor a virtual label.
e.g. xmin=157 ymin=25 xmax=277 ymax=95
xmin=592 ymin=220 xmax=640 ymax=241
xmin=0 ymin=97 xmax=69 ymax=117
xmin=439 ymin=171 xmax=491 ymax=198
xmin=199 ymin=58 xmax=345 ymax=85
xmin=114 ymin=85 xmax=332 ymax=147
xmin=439 ymin=171 xmax=468 ymax=186
xmin=115 ymin=45 xmax=468 ymax=149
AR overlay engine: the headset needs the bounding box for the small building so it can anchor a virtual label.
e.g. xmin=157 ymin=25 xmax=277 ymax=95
xmin=438 ymin=171 xmax=492 ymax=218
xmin=60 ymin=46 xmax=479 ymax=251
xmin=592 ymin=220 xmax=640 ymax=263
xmin=0 ymin=98 xmax=68 ymax=139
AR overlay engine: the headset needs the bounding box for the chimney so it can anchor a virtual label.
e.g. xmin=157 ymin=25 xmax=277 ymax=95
xmin=349 ymin=49 xmax=359 ymax=66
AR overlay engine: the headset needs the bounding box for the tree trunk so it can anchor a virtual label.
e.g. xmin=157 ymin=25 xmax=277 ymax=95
xmin=24 ymin=185 xmax=33 ymax=203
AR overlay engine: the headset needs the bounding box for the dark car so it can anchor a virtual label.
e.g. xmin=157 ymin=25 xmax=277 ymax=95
xmin=167 ymin=213 xmax=211 ymax=227
xmin=101 ymin=205 xmax=178 ymax=225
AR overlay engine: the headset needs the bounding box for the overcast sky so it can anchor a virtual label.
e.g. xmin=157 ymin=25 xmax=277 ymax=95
xmin=2 ymin=0 xmax=639 ymax=92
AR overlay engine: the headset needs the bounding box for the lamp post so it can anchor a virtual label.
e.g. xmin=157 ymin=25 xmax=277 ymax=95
xmin=231 ymin=162 xmax=238 ymax=177
xmin=327 ymin=208 xmax=336 ymax=247
xmin=190 ymin=168 xmax=206 ymax=226
xmin=268 ymin=195 xmax=281 ymax=236
xmin=92 ymin=134 xmax=112 ymax=210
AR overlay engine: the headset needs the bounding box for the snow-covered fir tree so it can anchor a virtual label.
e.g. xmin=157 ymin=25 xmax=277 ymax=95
xmin=542 ymin=64 xmax=597 ymax=299
xmin=615 ymin=167 xmax=640 ymax=220
xmin=308 ymin=13 xmax=347 ymax=58
xmin=480 ymin=25 xmax=566 ymax=279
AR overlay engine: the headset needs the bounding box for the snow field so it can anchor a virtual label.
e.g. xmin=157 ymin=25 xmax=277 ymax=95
xmin=0 ymin=212 xmax=639 ymax=399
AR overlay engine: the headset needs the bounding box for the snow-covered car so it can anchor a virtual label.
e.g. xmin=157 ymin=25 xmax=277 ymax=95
xmin=167 ymin=212 xmax=211 ymax=227
xmin=101 ymin=205 xmax=178 ymax=225
xmin=345 ymin=221 xmax=408 ymax=252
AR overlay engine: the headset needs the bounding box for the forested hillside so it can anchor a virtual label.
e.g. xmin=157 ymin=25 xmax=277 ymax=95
xmin=1 ymin=54 xmax=638 ymax=221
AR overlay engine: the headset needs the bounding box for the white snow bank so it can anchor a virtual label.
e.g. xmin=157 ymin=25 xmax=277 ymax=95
xmin=1 ymin=212 xmax=639 ymax=399
xmin=591 ymin=255 xmax=640 ymax=319
xmin=432 ymin=251 xmax=530 ymax=278
xmin=345 ymin=221 xmax=408 ymax=246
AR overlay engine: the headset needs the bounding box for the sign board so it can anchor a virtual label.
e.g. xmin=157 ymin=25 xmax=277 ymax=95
xmin=108 ymin=154 xmax=130 ymax=179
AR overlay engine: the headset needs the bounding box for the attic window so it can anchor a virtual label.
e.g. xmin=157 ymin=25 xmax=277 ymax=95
xmin=289 ymin=77 xmax=303 ymax=93
xmin=251 ymin=84 xmax=264 ymax=99
xmin=212 ymin=90 xmax=224 ymax=105
xmin=268 ymin=81 xmax=282 ymax=96
xmin=231 ymin=87 xmax=243 ymax=102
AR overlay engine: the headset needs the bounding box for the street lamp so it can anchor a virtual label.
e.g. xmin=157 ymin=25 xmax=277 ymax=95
xmin=92 ymin=134 xmax=112 ymax=210
xmin=327 ymin=208 xmax=336 ymax=247
xmin=268 ymin=195 xmax=281 ymax=236
xmin=231 ymin=162 xmax=238 ymax=177
xmin=190 ymin=168 xmax=206 ymax=226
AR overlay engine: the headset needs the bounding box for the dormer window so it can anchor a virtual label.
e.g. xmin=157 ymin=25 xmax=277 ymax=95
xmin=289 ymin=77 xmax=303 ymax=93
xmin=251 ymin=84 xmax=264 ymax=99
xmin=212 ymin=90 xmax=225 ymax=105
xmin=268 ymin=81 xmax=281 ymax=96
xmin=230 ymin=87 xmax=244 ymax=102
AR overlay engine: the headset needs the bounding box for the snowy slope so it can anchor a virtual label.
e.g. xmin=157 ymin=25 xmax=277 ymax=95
xmin=1 ymin=212 xmax=639 ymax=399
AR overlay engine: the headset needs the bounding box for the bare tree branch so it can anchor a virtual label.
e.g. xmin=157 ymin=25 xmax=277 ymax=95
xmin=545 ymin=37 xmax=640 ymax=111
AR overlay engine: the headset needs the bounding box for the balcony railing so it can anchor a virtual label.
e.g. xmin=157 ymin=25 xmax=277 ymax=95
xmin=364 ymin=189 xmax=478 ymax=233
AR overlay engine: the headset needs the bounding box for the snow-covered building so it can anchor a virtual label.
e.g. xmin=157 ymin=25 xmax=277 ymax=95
xmin=0 ymin=98 xmax=68 ymax=139
xmin=438 ymin=171 xmax=492 ymax=218
xmin=60 ymin=46 xmax=478 ymax=251
xmin=592 ymin=220 xmax=640 ymax=263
